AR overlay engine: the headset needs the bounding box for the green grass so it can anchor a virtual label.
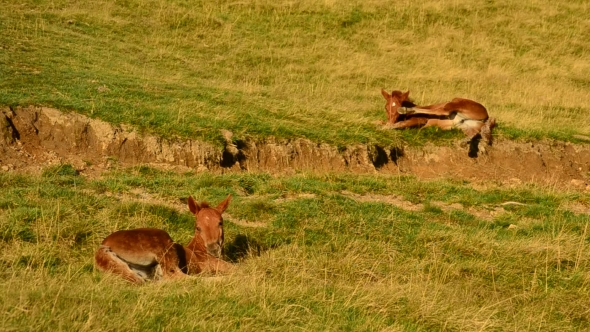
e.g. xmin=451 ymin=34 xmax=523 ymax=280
xmin=1 ymin=0 xmax=590 ymax=147
xmin=1 ymin=168 xmax=590 ymax=330
xmin=2 ymin=1 xmax=590 ymax=330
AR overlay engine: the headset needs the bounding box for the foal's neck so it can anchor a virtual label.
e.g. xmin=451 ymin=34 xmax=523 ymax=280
xmin=184 ymin=231 xmax=229 ymax=274
xmin=185 ymin=231 xmax=207 ymax=254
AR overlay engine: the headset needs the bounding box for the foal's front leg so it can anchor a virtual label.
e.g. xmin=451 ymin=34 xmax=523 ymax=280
xmin=390 ymin=117 xmax=429 ymax=129
xmin=199 ymin=257 xmax=234 ymax=274
xmin=159 ymin=244 xmax=191 ymax=280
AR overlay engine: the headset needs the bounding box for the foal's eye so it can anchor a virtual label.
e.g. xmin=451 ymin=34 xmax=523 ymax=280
xmin=196 ymin=226 xmax=202 ymax=232
xmin=219 ymin=221 xmax=223 ymax=226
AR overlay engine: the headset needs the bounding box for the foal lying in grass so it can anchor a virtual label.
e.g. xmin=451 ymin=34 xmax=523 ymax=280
xmin=95 ymin=195 xmax=233 ymax=283
xmin=381 ymin=89 xmax=496 ymax=145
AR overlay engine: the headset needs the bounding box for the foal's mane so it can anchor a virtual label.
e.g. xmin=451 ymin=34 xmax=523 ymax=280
xmin=391 ymin=90 xmax=417 ymax=108
xmin=199 ymin=202 xmax=211 ymax=209
xmin=390 ymin=90 xmax=405 ymax=99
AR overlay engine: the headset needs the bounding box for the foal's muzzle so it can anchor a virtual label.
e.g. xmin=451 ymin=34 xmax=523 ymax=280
xmin=207 ymin=243 xmax=222 ymax=258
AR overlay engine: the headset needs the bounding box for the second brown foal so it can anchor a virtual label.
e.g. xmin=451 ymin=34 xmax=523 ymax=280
xmin=381 ymin=89 xmax=496 ymax=144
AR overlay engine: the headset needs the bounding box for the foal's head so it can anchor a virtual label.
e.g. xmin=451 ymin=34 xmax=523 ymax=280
xmin=188 ymin=195 xmax=232 ymax=258
xmin=381 ymin=89 xmax=412 ymax=123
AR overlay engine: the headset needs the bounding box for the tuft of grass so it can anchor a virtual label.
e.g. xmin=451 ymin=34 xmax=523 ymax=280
xmin=41 ymin=164 xmax=80 ymax=177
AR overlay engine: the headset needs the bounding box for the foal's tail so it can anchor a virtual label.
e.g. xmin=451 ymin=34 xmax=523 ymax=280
xmin=480 ymin=117 xmax=496 ymax=145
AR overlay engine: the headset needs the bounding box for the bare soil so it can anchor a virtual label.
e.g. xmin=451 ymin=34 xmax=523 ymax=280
xmin=1 ymin=106 xmax=589 ymax=189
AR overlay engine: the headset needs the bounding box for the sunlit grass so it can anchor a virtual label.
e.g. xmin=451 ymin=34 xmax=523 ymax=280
xmin=2 ymin=1 xmax=590 ymax=330
xmin=1 ymin=0 xmax=589 ymax=147
xmin=1 ymin=169 xmax=589 ymax=330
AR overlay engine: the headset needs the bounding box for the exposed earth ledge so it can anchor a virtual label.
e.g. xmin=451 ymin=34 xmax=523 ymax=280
xmin=1 ymin=105 xmax=589 ymax=188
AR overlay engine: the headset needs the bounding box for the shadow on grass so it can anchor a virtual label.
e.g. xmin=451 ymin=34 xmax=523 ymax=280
xmin=224 ymin=234 xmax=263 ymax=263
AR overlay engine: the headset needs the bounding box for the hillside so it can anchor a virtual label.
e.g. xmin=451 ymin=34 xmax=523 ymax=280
xmin=1 ymin=1 xmax=590 ymax=331
xmin=1 ymin=0 xmax=589 ymax=146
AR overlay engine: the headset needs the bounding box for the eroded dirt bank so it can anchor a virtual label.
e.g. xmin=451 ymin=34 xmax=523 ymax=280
xmin=1 ymin=106 xmax=589 ymax=188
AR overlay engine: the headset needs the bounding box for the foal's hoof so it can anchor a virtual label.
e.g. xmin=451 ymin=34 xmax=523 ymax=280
xmin=459 ymin=138 xmax=472 ymax=148
xmin=376 ymin=120 xmax=394 ymax=129
xmin=479 ymin=144 xmax=487 ymax=154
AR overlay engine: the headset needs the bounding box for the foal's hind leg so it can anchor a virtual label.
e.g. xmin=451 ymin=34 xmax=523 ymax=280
xmin=422 ymin=119 xmax=455 ymax=130
xmin=457 ymin=120 xmax=486 ymax=147
xmin=479 ymin=117 xmax=496 ymax=145
xmin=95 ymin=245 xmax=146 ymax=284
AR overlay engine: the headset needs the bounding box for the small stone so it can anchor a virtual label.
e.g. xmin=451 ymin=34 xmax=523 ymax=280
xmin=220 ymin=129 xmax=233 ymax=142
xmin=571 ymin=179 xmax=586 ymax=187
xmin=226 ymin=145 xmax=239 ymax=156
xmin=507 ymin=224 xmax=517 ymax=229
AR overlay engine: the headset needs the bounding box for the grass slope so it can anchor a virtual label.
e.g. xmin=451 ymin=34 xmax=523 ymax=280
xmin=2 ymin=1 xmax=590 ymax=331
xmin=1 ymin=0 xmax=590 ymax=146
xmin=1 ymin=168 xmax=590 ymax=330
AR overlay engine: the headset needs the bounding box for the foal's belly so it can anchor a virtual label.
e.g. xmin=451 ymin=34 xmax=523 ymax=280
xmin=452 ymin=113 xmax=483 ymax=130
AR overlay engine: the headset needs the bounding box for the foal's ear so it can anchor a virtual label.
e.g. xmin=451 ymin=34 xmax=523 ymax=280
xmin=188 ymin=196 xmax=199 ymax=214
xmin=215 ymin=194 xmax=232 ymax=214
xmin=401 ymin=90 xmax=410 ymax=101
xmin=381 ymin=89 xmax=391 ymax=100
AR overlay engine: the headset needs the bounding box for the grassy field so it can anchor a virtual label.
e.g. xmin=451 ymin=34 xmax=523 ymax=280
xmin=0 ymin=168 xmax=589 ymax=330
xmin=1 ymin=0 xmax=590 ymax=146
xmin=2 ymin=0 xmax=590 ymax=331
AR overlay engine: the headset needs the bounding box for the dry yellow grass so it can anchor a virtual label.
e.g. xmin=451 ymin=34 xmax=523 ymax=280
xmin=2 ymin=1 xmax=590 ymax=330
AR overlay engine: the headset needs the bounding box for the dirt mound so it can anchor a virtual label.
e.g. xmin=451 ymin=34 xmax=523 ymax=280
xmin=398 ymin=140 xmax=590 ymax=188
xmin=1 ymin=106 xmax=589 ymax=188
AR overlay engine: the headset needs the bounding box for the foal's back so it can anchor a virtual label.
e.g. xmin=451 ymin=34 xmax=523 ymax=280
xmin=101 ymin=228 xmax=177 ymax=265
xmin=95 ymin=228 xmax=189 ymax=283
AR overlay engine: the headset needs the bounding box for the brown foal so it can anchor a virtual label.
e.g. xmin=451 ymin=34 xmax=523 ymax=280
xmin=95 ymin=195 xmax=232 ymax=283
xmin=381 ymin=89 xmax=496 ymax=144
